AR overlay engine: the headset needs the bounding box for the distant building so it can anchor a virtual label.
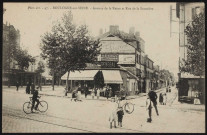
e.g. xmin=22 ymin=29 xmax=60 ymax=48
xmin=2 ymin=23 xmax=21 ymax=86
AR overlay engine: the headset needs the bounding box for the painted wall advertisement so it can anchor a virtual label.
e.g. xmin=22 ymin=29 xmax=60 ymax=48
xmin=118 ymin=55 xmax=135 ymax=64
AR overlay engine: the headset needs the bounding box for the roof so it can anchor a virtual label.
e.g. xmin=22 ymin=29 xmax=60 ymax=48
xmin=99 ymin=37 xmax=135 ymax=54
xmin=100 ymin=36 xmax=122 ymax=41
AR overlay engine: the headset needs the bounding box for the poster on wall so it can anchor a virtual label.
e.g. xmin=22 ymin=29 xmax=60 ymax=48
xmin=118 ymin=55 xmax=135 ymax=64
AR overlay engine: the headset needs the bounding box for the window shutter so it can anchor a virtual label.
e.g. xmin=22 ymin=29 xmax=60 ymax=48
xmin=192 ymin=7 xmax=195 ymax=20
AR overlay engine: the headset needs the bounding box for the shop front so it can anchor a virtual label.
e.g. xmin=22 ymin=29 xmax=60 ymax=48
xmin=61 ymin=69 xmax=124 ymax=97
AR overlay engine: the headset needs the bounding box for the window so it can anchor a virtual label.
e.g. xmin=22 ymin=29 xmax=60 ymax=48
xmin=192 ymin=7 xmax=201 ymax=20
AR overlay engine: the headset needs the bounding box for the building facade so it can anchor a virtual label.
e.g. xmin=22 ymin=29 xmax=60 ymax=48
xmin=176 ymin=3 xmax=205 ymax=103
xmin=61 ymin=25 xmax=166 ymax=96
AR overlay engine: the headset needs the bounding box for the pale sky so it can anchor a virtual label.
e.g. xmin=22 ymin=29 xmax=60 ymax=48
xmin=3 ymin=2 xmax=179 ymax=78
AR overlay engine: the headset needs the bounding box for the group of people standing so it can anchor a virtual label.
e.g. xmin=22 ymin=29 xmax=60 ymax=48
xmin=70 ymin=84 xmax=114 ymax=101
xmin=16 ymin=81 xmax=35 ymax=94
xmin=25 ymin=82 xmax=36 ymax=94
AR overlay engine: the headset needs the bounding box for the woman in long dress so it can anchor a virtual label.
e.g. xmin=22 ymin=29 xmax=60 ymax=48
xmin=97 ymin=88 xmax=100 ymax=99
xmin=163 ymin=93 xmax=167 ymax=105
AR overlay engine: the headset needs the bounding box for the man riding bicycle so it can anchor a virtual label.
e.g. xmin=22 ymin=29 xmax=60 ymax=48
xmin=31 ymin=86 xmax=40 ymax=112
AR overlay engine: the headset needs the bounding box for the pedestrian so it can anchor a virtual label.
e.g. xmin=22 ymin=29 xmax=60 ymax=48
xmin=169 ymin=86 xmax=171 ymax=93
xmin=26 ymin=82 xmax=30 ymax=94
xmin=95 ymin=88 xmax=97 ymax=96
xmin=159 ymin=93 xmax=163 ymax=105
xmin=148 ymin=90 xmax=159 ymax=116
xmin=71 ymin=90 xmax=77 ymax=102
xmin=109 ymin=87 xmax=112 ymax=98
xmin=163 ymin=93 xmax=167 ymax=105
xmin=166 ymin=87 xmax=168 ymax=93
xmin=194 ymin=92 xmax=201 ymax=105
xmin=97 ymin=88 xmax=100 ymax=99
xmin=76 ymin=86 xmax=82 ymax=102
xmin=117 ymin=98 xmax=125 ymax=127
xmin=146 ymin=94 xmax=153 ymax=123
xmin=91 ymin=88 xmax=95 ymax=99
xmin=109 ymin=100 xmax=118 ymax=129
xmin=16 ymin=81 xmax=19 ymax=91
xmin=84 ymin=84 xmax=88 ymax=98
xmin=106 ymin=87 xmax=109 ymax=100
xmin=103 ymin=86 xmax=107 ymax=97
xmin=31 ymin=82 xmax=35 ymax=94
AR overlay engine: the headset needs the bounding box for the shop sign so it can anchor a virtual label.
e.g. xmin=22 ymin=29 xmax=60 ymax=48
xmin=118 ymin=55 xmax=135 ymax=64
xmin=101 ymin=54 xmax=119 ymax=61
xmin=95 ymin=61 xmax=117 ymax=68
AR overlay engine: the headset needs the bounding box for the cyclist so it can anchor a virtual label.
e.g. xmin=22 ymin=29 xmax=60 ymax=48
xmin=31 ymin=86 xmax=40 ymax=112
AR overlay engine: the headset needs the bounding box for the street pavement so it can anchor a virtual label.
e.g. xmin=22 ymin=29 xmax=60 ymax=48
xmin=2 ymin=86 xmax=205 ymax=133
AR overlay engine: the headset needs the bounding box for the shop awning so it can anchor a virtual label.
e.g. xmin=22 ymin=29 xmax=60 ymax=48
xmin=61 ymin=70 xmax=99 ymax=80
xmin=102 ymin=70 xmax=123 ymax=84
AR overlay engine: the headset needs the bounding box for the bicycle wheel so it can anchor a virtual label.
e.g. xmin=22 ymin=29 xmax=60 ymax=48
xmin=38 ymin=101 xmax=48 ymax=112
xmin=124 ymin=102 xmax=134 ymax=114
xmin=23 ymin=102 xmax=32 ymax=114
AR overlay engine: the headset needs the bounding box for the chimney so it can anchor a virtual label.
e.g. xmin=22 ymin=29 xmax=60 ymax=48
xmin=99 ymin=28 xmax=103 ymax=35
xmin=109 ymin=25 xmax=119 ymax=34
xmin=135 ymin=31 xmax=140 ymax=37
xmin=129 ymin=27 xmax=135 ymax=35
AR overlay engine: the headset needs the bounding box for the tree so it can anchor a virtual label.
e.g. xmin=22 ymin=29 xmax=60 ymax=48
xmin=180 ymin=12 xmax=205 ymax=77
xmin=35 ymin=61 xmax=45 ymax=91
xmin=41 ymin=11 xmax=100 ymax=90
xmin=13 ymin=48 xmax=35 ymax=87
xmin=14 ymin=48 xmax=35 ymax=71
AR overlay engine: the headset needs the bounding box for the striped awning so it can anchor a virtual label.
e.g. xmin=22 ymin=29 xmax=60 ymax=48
xmin=102 ymin=70 xmax=123 ymax=84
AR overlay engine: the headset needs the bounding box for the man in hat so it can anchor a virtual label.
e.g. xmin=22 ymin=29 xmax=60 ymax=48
xmin=148 ymin=90 xmax=159 ymax=116
xmin=31 ymin=87 xmax=40 ymax=112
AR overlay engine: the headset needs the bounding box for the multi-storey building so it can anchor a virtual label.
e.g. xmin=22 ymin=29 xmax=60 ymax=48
xmin=61 ymin=25 xmax=158 ymax=95
xmin=153 ymin=65 xmax=161 ymax=90
xmin=3 ymin=22 xmax=21 ymax=86
xmin=144 ymin=55 xmax=154 ymax=93
xmin=176 ymin=3 xmax=205 ymax=103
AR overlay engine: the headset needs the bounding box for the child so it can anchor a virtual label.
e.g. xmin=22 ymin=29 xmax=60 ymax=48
xmin=109 ymin=101 xmax=118 ymax=129
xmin=146 ymin=95 xmax=152 ymax=123
xmin=71 ymin=90 xmax=77 ymax=102
xmin=159 ymin=93 xmax=163 ymax=105
xmin=91 ymin=89 xmax=95 ymax=99
xmin=163 ymin=93 xmax=167 ymax=105
xmin=117 ymin=106 xmax=124 ymax=127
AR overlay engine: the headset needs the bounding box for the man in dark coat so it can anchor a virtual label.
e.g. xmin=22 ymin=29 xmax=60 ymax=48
xmin=16 ymin=81 xmax=19 ymax=91
xmin=26 ymin=82 xmax=30 ymax=94
xmin=31 ymin=87 xmax=40 ymax=112
xmin=148 ymin=90 xmax=159 ymax=116
xmin=84 ymin=84 xmax=89 ymax=98
xmin=31 ymin=83 xmax=35 ymax=94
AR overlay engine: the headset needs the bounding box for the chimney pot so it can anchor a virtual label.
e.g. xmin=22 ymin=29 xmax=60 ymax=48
xmin=135 ymin=31 xmax=140 ymax=37
xmin=129 ymin=27 xmax=135 ymax=35
xmin=99 ymin=28 xmax=103 ymax=35
xmin=109 ymin=25 xmax=119 ymax=34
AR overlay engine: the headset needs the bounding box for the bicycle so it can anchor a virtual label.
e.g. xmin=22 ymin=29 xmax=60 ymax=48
xmin=116 ymin=100 xmax=135 ymax=114
xmin=23 ymin=97 xmax=48 ymax=114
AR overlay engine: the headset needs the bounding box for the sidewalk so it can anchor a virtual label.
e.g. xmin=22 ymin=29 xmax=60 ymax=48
xmin=2 ymin=85 xmax=165 ymax=101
